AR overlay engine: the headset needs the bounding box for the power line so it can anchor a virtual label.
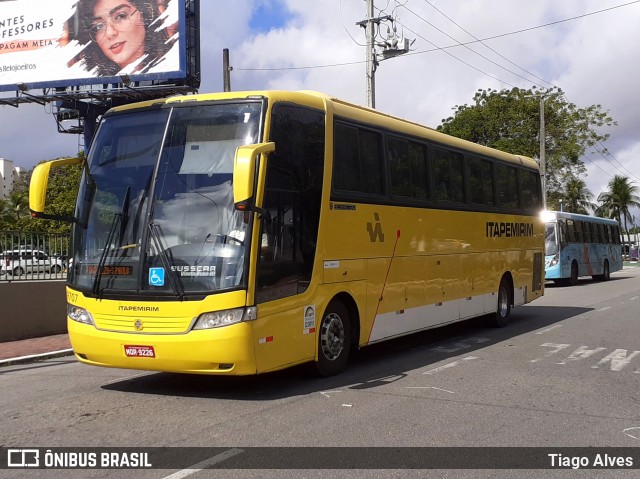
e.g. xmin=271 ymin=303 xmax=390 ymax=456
xmin=419 ymin=0 xmax=557 ymax=89
xmin=395 ymin=21 xmax=519 ymax=88
xmin=398 ymin=4 xmax=546 ymax=88
xmin=340 ymin=0 xmax=366 ymax=47
xmin=594 ymin=142 xmax=640 ymax=183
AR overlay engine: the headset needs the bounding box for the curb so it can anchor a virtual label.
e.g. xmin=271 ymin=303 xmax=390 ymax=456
xmin=0 ymin=349 xmax=74 ymax=367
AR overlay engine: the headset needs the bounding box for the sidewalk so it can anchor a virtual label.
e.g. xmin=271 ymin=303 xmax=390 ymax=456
xmin=0 ymin=333 xmax=73 ymax=367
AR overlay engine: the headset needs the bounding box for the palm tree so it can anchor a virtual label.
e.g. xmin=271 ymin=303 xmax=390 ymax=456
xmin=596 ymin=175 xmax=640 ymax=256
xmin=563 ymin=177 xmax=595 ymax=214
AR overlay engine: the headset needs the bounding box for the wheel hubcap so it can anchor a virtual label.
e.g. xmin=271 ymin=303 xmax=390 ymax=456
xmin=498 ymin=287 xmax=509 ymax=317
xmin=320 ymin=313 xmax=345 ymax=360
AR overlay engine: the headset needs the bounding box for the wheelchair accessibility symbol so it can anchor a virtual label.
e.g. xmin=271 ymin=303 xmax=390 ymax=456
xmin=149 ymin=267 xmax=165 ymax=286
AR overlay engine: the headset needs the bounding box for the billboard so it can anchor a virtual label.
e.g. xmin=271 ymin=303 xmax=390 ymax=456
xmin=0 ymin=0 xmax=188 ymax=92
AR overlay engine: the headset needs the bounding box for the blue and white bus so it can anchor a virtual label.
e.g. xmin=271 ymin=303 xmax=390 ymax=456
xmin=543 ymin=211 xmax=622 ymax=285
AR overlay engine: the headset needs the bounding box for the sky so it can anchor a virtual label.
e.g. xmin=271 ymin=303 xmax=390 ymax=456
xmin=2 ymin=0 xmax=640 ymax=220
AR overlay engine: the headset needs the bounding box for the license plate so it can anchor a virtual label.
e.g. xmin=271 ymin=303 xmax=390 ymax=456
xmin=124 ymin=345 xmax=156 ymax=358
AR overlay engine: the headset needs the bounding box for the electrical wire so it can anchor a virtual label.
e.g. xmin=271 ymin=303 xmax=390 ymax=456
xmin=339 ymin=0 xmax=366 ymax=46
xmin=419 ymin=0 xmax=556 ymax=89
xmin=395 ymin=21 xmax=520 ymax=88
xmin=398 ymin=4 xmax=543 ymax=88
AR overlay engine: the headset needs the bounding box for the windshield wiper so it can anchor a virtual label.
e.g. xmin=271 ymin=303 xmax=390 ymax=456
xmin=92 ymin=212 xmax=122 ymax=296
xmin=92 ymin=186 xmax=131 ymax=296
xmin=148 ymin=221 xmax=185 ymax=299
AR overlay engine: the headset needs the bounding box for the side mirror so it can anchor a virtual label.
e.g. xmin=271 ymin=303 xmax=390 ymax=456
xmin=233 ymin=142 xmax=275 ymax=209
xmin=29 ymin=156 xmax=84 ymax=222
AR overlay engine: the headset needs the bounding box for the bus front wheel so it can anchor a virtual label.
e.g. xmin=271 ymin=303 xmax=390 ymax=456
xmin=491 ymin=277 xmax=512 ymax=328
xmin=315 ymin=300 xmax=352 ymax=377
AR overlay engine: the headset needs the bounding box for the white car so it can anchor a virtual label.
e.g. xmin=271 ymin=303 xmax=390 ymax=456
xmin=0 ymin=249 xmax=64 ymax=276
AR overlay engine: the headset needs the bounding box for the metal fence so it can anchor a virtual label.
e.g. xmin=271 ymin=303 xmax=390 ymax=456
xmin=0 ymin=230 xmax=69 ymax=282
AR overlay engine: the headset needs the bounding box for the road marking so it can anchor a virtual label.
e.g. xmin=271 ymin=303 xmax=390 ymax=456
xmin=532 ymin=343 xmax=640 ymax=372
xmin=320 ymin=390 xmax=342 ymax=398
xmin=534 ymin=325 xmax=563 ymax=335
xmin=556 ymin=346 xmax=606 ymax=365
xmin=592 ymin=349 xmax=640 ymax=371
xmin=423 ymin=356 xmax=478 ymax=375
xmin=161 ymin=448 xmax=244 ymax=479
xmin=631 ymin=296 xmax=639 ymax=301
xmin=623 ymin=427 xmax=640 ymax=440
xmin=407 ymin=386 xmax=455 ymax=394
xmin=597 ymin=307 xmax=612 ymax=312
xmin=530 ymin=343 xmax=570 ymax=363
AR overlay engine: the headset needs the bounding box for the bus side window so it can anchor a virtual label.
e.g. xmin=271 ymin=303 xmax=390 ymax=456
xmin=566 ymin=219 xmax=575 ymax=243
xmin=558 ymin=219 xmax=567 ymax=245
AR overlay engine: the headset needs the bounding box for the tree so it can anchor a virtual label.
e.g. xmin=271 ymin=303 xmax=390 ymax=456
xmin=0 ymin=183 xmax=30 ymax=230
xmin=596 ymin=175 xmax=640 ymax=255
xmin=1 ymin=156 xmax=82 ymax=234
xmin=437 ymin=87 xmax=616 ymax=203
xmin=558 ymin=176 xmax=595 ymax=214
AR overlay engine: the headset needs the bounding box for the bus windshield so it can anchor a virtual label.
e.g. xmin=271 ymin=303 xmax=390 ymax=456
xmin=545 ymin=222 xmax=558 ymax=256
xmin=69 ymin=101 xmax=263 ymax=297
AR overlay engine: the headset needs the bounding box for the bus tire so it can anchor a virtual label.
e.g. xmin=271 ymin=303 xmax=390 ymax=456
xmin=315 ymin=299 xmax=352 ymax=377
xmin=593 ymin=260 xmax=610 ymax=282
xmin=491 ymin=277 xmax=512 ymax=328
xmin=569 ymin=261 xmax=579 ymax=286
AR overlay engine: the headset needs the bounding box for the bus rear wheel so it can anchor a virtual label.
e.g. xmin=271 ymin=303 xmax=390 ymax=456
xmin=569 ymin=261 xmax=579 ymax=286
xmin=315 ymin=300 xmax=352 ymax=377
xmin=593 ymin=260 xmax=610 ymax=282
xmin=490 ymin=277 xmax=512 ymax=328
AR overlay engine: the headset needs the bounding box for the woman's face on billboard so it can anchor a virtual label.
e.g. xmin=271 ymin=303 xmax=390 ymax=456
xmin=90 ymin=0 xmax=146 ymax=68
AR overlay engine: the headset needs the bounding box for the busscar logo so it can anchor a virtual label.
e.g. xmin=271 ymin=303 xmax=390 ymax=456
xmin=7 ymin=449 xmax=39 ymax=468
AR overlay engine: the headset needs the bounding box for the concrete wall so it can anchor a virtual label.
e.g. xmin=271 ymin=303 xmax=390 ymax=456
xmin=0 ymin=280 xmax=67 ymax=342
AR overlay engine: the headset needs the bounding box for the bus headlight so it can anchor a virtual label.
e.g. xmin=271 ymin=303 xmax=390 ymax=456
xmin=193 ymin=306 xmax=257 ymax=329
xmin=549 ymin=254 xmax=559 ymax=267
xmin=67 ymin=304 xmax=95 ymax=326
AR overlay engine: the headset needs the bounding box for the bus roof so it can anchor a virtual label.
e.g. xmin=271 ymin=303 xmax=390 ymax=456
xmin=107 ymin=89 xmax=539 ymax=170
xmin=542 ymin=210 xmax=620 ymax=225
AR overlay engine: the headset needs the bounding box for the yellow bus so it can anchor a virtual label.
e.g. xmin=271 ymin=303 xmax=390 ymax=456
xmin=30 ymin=90 xmax=544 ymax=376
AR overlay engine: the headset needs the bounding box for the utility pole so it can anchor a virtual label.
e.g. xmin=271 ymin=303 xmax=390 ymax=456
xmin=223 ymin=48 xmax=232 ymax=92
xmin=357 ymin=0 xmax=413 ymax=109
xmin=356 ymin=0 xmax=376 ymax=108
xmin=539 ymin=95 xmax=546 ymax=207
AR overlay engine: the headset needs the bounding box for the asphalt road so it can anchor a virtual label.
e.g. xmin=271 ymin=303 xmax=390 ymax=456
xmin=2 ymin=266 xmax=640 ymax=479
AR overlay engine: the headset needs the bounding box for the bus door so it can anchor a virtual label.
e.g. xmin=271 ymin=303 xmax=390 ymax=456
xmin=251 ymin=103 xmax=325 ymax=372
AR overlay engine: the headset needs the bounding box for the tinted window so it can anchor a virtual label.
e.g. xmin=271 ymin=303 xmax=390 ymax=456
xmin=257 ymin=104 xmax=325 ymax=302
xmin=388 ymin=137 xmax=429 ymax=199
xmin=520 ymin=169 xmax=541 ymax=210
xmin=333 ymin=123 xmax=383 ymax=195
xmin=468 ymin=156 xmax=494 ymax=206
xmin=433 ymin=148 xmax=464 ymax=203
xmin=497 ymin=163 xmax=518 ymax=208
